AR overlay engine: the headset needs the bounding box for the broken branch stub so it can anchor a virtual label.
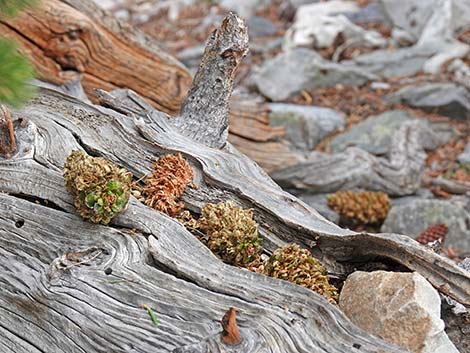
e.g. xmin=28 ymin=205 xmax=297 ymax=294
xmin=176 ymin=13 xmax=249 ymax=149
xmin=0 ymin=105 xmax=16 ymax=158
xmin=221 ymin=307 xmax=242 ymax=345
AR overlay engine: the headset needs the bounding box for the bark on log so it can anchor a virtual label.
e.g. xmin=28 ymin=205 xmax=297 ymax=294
xmin=176 ymin=13 xmax=248 ymax=148
xmin=0 ymin=0 xmax=292 ymax=172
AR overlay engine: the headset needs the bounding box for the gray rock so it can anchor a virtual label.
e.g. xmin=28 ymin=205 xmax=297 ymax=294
xmin=346 ymin=3 xmax=386 ymax=24
xmin=177 ymin=45 xmax=205 ymax=69
xmin=296 ymin=193 xmax=340 ymax=223
xmin=390 ymin=189 xmax=435 ymax=207
xmin=448 ymin=59 xmax=470 ymax=85
xmin=329 ymin=110 xmax=448 ymax=155
xmin=386 ymin=83 xmax=470 ymax=121
xmin=381 ymin=199 xmax=470 ymax=251
xmin=415 ymin=0 xmax=470 ymax=74
xmin=379 ymin=0 xmax=470 ymax=43
xmin=219 ymin=0 xmax=271 ymax=18
xmin=343 ymin=45 xmax=436 ymax=77
xmin=457 ymin=142 xmax=470 ymax=164
xmin=253 ymin=48 xmax=376 ymax=101
xmin=268 ymin=103 xmax=345 ymax=150
xmin=284 ymin=1 xmax=387 ymax=50
xmin=370 ymin=81 xmax=391 ymax=90
xmin=247 ymin=16 xmax=278 ymax=38
xmin=340 ymin=271 xmax=459 ymax=353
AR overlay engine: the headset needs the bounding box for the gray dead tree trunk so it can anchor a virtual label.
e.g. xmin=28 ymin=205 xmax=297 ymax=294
xmin=0 ymin=13 xmax=469 ymax=353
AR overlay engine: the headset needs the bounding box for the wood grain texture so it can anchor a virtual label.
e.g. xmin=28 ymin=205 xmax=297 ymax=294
xmin=271 ymin=120 xmax=429 ymax=196
xmin=1 ymin=0 xmax=191 ymax=114
xmin=0 ymin=86 xmax=469 ymax=353
xmin=176 ymin=13 xmax=248 ymax=148
xmin=0 ymin=0 xmax=288 ymax=168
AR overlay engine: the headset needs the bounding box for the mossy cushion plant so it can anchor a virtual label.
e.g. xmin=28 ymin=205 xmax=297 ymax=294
xmin=262 ymin=244 xmax=339 ymax=304
xmin=327 ymin=190 xmax=390 ymax=225
xmin=64 ymin=150 xmax=132 ymax=224
xmin=198 ymin=200 xmax=263 ymax=267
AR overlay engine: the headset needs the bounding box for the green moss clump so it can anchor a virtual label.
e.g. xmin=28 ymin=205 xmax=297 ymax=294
xmin=63 ymin=150 xmax=132 ymax=224
xmin=198 ymin=201 xmax=262 ymax=267
xmin=262 ymin=244 xmax=338 ymax=304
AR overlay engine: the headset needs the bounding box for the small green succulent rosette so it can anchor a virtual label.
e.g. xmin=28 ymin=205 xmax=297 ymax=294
xmin=64 ymin=150 xmax=132 ymax=224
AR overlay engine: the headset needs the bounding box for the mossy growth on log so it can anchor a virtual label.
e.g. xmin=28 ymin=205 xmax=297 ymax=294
xmin=262 ymin=244 xmax=339 ymax=304
xmin=327 ymin=190 xmax=390 ymax=225
xmin=63 ymin=150 xmax=132 ymax=224
xmin=142 ymin=153 xmax=194 ymax=217
xmin=198 ymin=200 xmax=263 ymax=267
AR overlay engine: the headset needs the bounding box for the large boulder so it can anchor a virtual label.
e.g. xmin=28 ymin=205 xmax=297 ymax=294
xmin=253 ymin=48 xmax=376 ymax=101
xmin=340 ymin=271 xmax=459 ymax=353
xmin=381 ymin=199 xmax=470 ymax=251
xmin=386 ymin=83 xmax=470 ymax=121
xmin=268 ymin=103 xmax=345 ymax=151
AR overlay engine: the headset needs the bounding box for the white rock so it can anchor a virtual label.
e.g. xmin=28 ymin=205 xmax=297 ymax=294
xmin=380 ymin=0 xmax=470 ymax=43
xmin=340 ymin=271 xmax=459 ymax=353
xmin=284 ymin=0 xmax=387 ymax=50
xmin=448 ymin=59 xmax=470 ymax=84
xmin=219 ymin=0 xmax=271 ymax=18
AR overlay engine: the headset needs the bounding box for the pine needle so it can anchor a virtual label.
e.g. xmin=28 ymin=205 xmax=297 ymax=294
xmin=142 ymin=304 xmax=159 ymax=326
xmin=0 ymin=0 xmax=38 ymax=17
xmin=0 ymin=39 xmax=36 ymax=107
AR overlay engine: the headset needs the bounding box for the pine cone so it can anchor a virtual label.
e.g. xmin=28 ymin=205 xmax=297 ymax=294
xmin=416 ymin=224 xmax=448 ymax=245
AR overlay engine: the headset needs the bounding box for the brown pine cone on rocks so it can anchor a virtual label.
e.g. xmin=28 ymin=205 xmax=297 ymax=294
xmin=416 ymin=224 xmax=448 ymax=245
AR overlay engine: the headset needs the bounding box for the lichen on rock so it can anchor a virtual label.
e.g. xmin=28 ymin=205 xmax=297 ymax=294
xmin=198 ymin=200 xmax=262 ymax=267
xmin=327 ymin=190 xmax=390 ymax=225
xmin=262 ymin=244 xmax=339 ymax=304
xmin=63 ymin=150 xmax=132 ymax=224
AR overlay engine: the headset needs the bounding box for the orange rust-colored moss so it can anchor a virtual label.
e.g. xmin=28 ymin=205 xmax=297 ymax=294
xmin=142 ymin=153 xmax=194 ymax=216
xmin=327 ymin=190 xmax=391 ymax=225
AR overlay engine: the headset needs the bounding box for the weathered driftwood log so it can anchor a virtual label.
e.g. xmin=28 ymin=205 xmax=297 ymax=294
xmin=1 ymin=11 xmax=470 ymax=353
xmin=175 ymin=13 xmax=249 ymax=149
xmin=271 ymin=120 xmax=430 ymax=197
xmin=0 ymin=80 xmax=469 ymax=353
xmin=0 ymin=0 xmax=293 ymax=172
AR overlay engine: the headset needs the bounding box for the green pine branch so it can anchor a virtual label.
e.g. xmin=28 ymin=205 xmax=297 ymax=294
xmin=0 ymin=0 xmax=39 ymax=107
xmin=0 ymin=0 xmax=38 ymax=17
xmin=0 ymin=39 xmax=36 ymax=108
